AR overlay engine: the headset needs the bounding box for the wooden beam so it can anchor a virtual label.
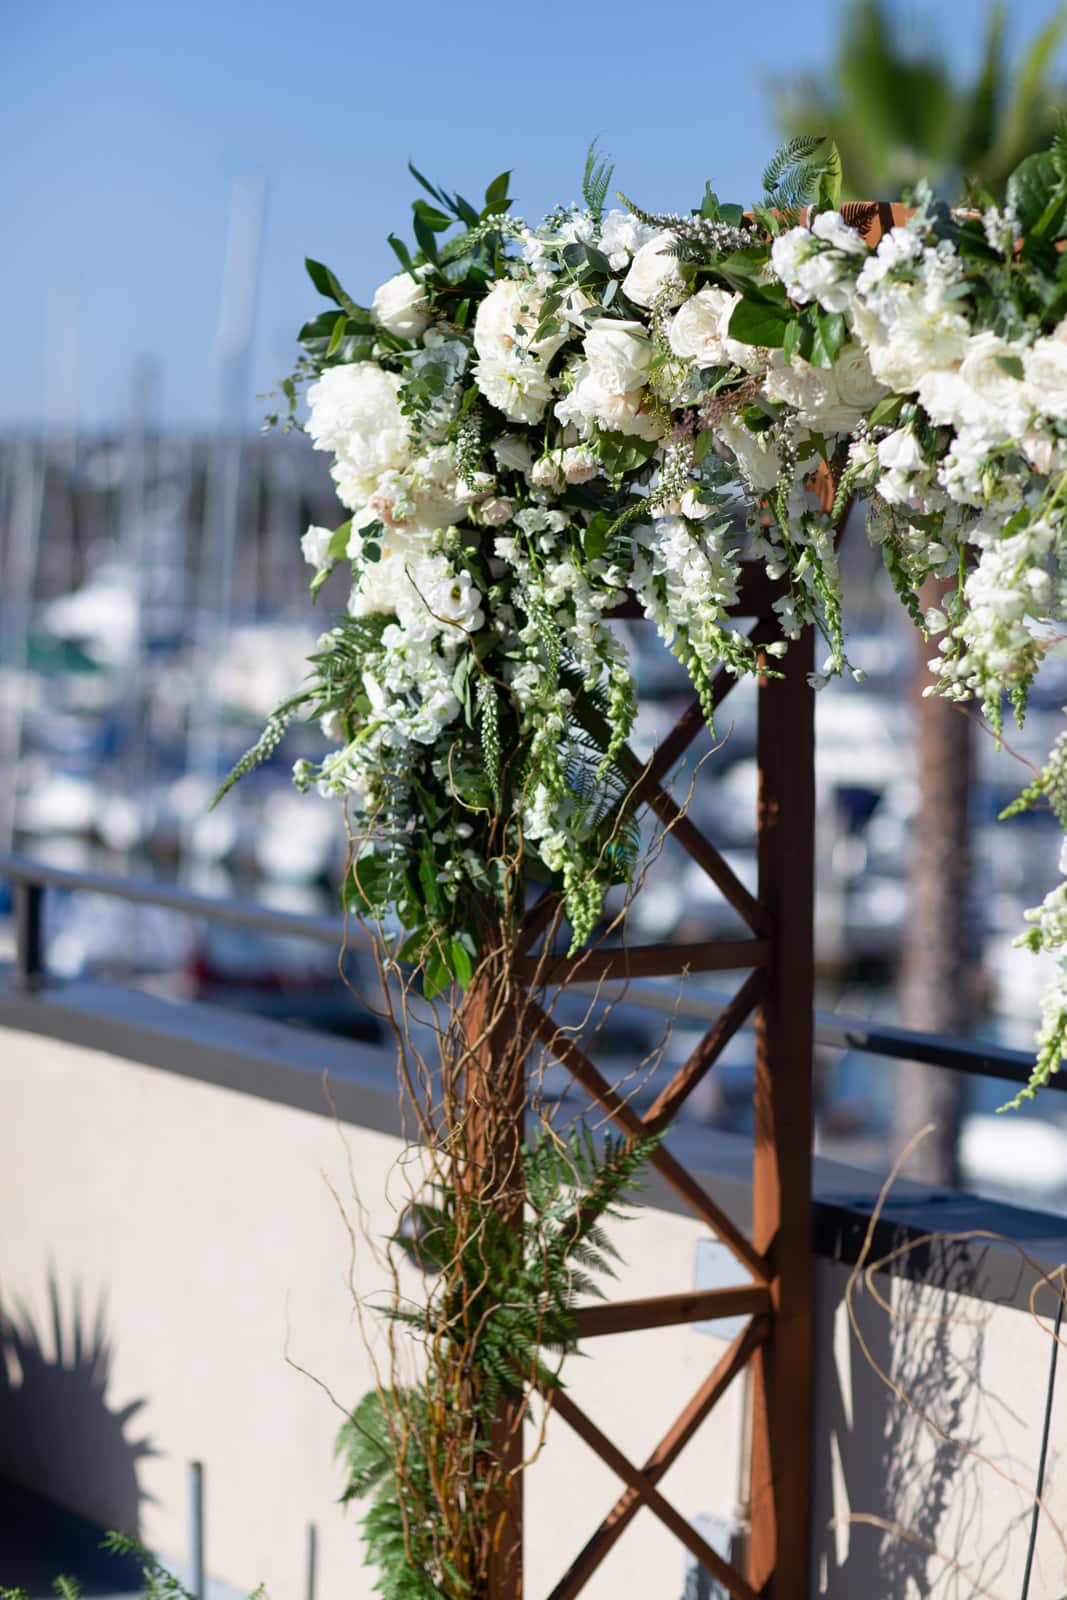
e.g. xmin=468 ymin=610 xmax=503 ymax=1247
xmin=573 ymin=1284 xmax=768 ymax=1338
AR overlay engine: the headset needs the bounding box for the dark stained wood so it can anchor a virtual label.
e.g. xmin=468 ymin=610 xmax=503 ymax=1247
xmin=515 ymin=939 xmax=770 ymax=986
xmin=547 ymin=1318 xmax=767 ymax=1600
xmin=748 ymin=627 xmax=816 ymax=1597
xmin=573 ymin=1284 xmax=769 ymax=1338
xmin=545 ymin=1387 xmax=762 ymax=1600
xmin=521 ymin=998 xmax=768 ymax=1282
xmin=643 ymin=967 xmax=768 ymax=1133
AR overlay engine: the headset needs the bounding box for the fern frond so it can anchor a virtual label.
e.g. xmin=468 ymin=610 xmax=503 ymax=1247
xmin=582 ymin=140 xmax=615 ymax=222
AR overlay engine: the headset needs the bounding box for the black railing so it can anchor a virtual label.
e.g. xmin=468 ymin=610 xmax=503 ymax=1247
xmin=0 ymin=851 xmax=1054 ymax=1094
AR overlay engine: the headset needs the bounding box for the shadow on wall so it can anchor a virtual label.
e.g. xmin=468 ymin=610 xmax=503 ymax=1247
xmin=813 ymin=1237 xmax=1041 ymax=1599
xmin=0 ymin=1269 xmax=157 ymax=1580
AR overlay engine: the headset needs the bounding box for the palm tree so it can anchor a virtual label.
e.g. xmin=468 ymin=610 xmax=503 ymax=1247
xmin=775 ymin=1 xmax=1067 ymax=1185
xmin=776 ymin=0 xmax=1067 ymax=202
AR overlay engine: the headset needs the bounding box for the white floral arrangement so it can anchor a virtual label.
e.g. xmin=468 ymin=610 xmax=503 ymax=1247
xmin=223 ymin=136 xmax=1067 ymax=1099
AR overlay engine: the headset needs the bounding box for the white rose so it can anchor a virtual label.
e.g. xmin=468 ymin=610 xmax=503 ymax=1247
xmin=668 ymin=288 xmax=737 ymax=367
xmin=764 ymin=354 xmax=869 ymax=435
xmin=555 ymin=363 xmax=662 ymax=440
xmin=474 ymin=278 xmax=568 ymax=362
xmin=301 ymin=524 xmax=334 ymax=570
xmin=371 ymin=271 xmax=431 ymax=339
xmin=623 ymin=232 xmax=687 ymax=309
xmin=583 ymin=319 xmax=654 ymax=394
xmin=475 ymin=497 xmax=514 ymax=526
xmin=530 ymin=456 xmax=565 ymax=489
xmin=306 ymin=363 xmax=409 ymax=508
xmin=832 ymin=342 xmax=889 ymax=412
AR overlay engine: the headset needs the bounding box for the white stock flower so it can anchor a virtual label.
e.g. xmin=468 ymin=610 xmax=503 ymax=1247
xmin=877 ymin=428 xmax=926 ymax=473
xmin=582 ymin=319 xmax=654 ymax=393
xmin=623 ymin=232 xmax=687 ymax=308
xmin=599 ymin=209 xmax=658 ymax=269
xmin=771 ymin=215 xmax=865 ymax=314
xmin=371 ymin=271 xmax=432 ymax=339
xmin=917 ymin=332 xmax=1032 ymax=440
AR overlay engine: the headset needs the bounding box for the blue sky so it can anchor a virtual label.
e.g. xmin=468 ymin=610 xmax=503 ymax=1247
xmin=4 ymin=0 xmax=1067 ymax=428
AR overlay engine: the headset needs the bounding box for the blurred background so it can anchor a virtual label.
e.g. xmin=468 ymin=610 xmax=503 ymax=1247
xmin=5 ymin=0 xmax=1067 ymax=1206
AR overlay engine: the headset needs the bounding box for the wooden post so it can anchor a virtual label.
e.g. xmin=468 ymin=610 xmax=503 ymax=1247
xmin=461 ymin=959 xmax=525 ymax=1600
xmin=748 ymin=626 xmax=815 ymax=1596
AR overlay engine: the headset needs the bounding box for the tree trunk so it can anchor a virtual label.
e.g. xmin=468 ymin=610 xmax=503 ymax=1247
xmin=894 ymin=578 xmax=978 ymax=1188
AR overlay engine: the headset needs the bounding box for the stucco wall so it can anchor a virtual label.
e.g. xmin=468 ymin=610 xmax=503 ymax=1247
xmin=2 ymin=1012 xmax=1066 ymax=1599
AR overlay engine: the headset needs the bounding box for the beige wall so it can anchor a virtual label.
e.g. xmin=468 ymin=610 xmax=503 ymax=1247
xmin=3 ymin=1019 xmax=1066 ymax=1599
xmin=0 ymin=1025 xmax=740 ymax=1599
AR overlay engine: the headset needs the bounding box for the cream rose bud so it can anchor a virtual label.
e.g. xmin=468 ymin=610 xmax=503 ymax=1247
xmin=475 ymin=497 xmax=514 ymax=526
xmin=583 ymin=319 xmax=654 ymax=394
xmin=562 ymin=447 xmax=598 ymax=484
xmin=530 ymin=456 xmax=565 ymax=489
xmin=622 ymin=232 xmax=687 ymax=309
xmin=371 ymin=271 xmax=432 ymax=339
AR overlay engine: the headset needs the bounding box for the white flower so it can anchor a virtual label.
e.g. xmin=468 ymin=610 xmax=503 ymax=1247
xmin=371 ymin=271 xmax=431 ymax=339
xmin=475 ymin=497 xmax=514 ymax=526
xmin=917 ymin=332 xmax=1031 ymax=440
xmin=563 ymin=446 xmax=598 ymax=483
xmin=554 ymin=362 xmax=662 ymax=440
xmin=473 ymin=278 xmax=569 ymax=362
xmin=473 ymin=348 xmax=554 ymax=425
xmin=668 ymin=287 xmax=739 ymax=368
xmin=301 ymin=524 xmax=334 ymax=570
xmin=764 ymin=345 xmax=884 ymax=436
xmin=877 ymin=428 xmax=926 ymax=473
xmin=582 ymin=319 xmax=654 ymax=394
xmin=810 ymin=211 xmax=867 ymax=256
xmin=623 ymin=232 xmax=687 ymax=308
xmin=492 ymin=434 xmax=535 ymax=476
xmin=1025 ymin=322 xmax=1067 ymax=420
xmin=771 ymin=217 xmax=864 ymax=314
xmin=599 ymin=208 xmax=658 ymax=269
xmin=718 ymin=420 xmax=781 ymax=491
xmin=306 ymin=363 xmax=410 ymax=509
xmin=832 ymin=342 xmax=889 ymax=413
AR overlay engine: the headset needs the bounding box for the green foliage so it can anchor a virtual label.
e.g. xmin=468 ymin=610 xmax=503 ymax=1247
xmin=1 ymin=1534 xmax=266 ymax=1600
xmin=775 ymin=0 xmax=1067 ymax=202
xmin=337 ymin=1126 xmax=659 ymax=1597
xmin=581 ymin=140 xmax=615 ymax=223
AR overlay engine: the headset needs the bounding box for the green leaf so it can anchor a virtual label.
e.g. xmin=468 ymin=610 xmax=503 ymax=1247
xmin=304 ymin=258 xmax=362 ymax=317
xmin=449 ymin=938 xmax=474 ymax=988
xmin=815 ymin=140 xmax=843 ymax=212
xmin=412 ymin=198 xmax=452 ymax=232
xmin=718 ymin=202 xmax=745 ymax=226
xmin=408 ymin=161 xmax=447 ymax=206
xmin=866 ymin=394 xmax=906 ymax=429
xmin=583 ymin=511 xmax=612 ymax=558
xmin=325 ymin=312 xmax=348 ymax=358
xmin=484 ymin=170 xmax=511 ymax=208
xmin=809 ymin=310 xmax=846 ymax=368
xmin=422 ymin=945 xmax=450 ymax=998
xmin=412 ymin=212 xmax=439 ymax=262
xmin=727 ymin=296 xmax=790 ymax=348
xmin=328 ymin=519 xmax=352 ymax=559
xmin=387 ymin=233 xmax=414 ymax=272
xmin=1007 ymin=150 xmax=1062 ymax=235
xmin=995 ymin=353 xmax=1025 ymax=379
xmin=693 ymin=429 xmax=716 ymax=465
xmin=782 ymin=317 xmax=803 ymax=363
xmin=344 ymin=854 xmax=399 ymax=913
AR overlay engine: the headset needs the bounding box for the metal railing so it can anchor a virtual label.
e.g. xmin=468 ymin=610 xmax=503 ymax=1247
xmin=0 ymin=851 xmax=1051 ymax=1096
